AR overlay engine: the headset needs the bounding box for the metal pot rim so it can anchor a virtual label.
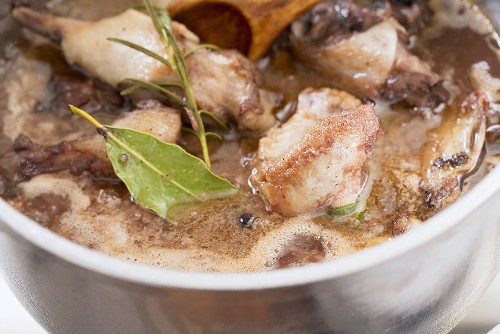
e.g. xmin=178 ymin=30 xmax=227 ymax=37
xmin=1 ymin=163 xmax=499 ymax=290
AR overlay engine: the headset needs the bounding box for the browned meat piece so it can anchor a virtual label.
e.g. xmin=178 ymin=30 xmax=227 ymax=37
xmin=420 ymin=91 xmax=489 ymax=209
xmin=289 ymin=0 xmax=440 ymax=106
xmin=252 ymin=88 xmax=381 ymax=216
xmin=256 ymin=88 xmax=361 ymax=164
xmin=0 ymin=105 xmax=182 ymax=183
xmin=12 ymin=7 xmax=279 ymax=131
xmin=187 ymin=49 xmax=279 ymax=131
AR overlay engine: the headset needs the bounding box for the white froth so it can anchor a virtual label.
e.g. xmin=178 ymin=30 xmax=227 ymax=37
xmin=471 ymin=62 xmax=500 ymax=108
xmin=429 ymin=0 xmax=495 ymax=34
xmin=104 ymin=218 xmax=357 ymax=273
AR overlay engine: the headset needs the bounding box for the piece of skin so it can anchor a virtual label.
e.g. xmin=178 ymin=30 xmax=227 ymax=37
xmin=420 ymin=91 xmax=489 ymax=209
xmin=252 ymin=88 xmax=382 ymax=216
xmin=12 ymin=7 xmax=278 ymax=131
xmin=289 ymin=0 xmax=439 ymax=106
xmin=0 ymin=105 xmax=182 ymax=182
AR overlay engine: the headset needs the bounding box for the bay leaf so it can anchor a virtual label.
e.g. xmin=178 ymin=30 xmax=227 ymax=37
xmin=70 ymin=105 xmax=238 ymax=219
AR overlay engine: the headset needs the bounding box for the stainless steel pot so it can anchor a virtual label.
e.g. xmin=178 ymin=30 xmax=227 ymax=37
xmin=1 ymin=1 xmax=500 ymax=333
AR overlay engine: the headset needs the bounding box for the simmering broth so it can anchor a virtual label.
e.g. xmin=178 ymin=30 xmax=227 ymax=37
xmin=0 ymin=0 xmax=499 ymax=272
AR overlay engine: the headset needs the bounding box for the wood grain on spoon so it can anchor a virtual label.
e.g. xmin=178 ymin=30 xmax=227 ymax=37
xmin=168 ymin=0 xmax=322 ymax=60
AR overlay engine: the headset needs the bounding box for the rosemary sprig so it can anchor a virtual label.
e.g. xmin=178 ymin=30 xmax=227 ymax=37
xmin=109 ymin=0 xmax=226 ymax=168
xmin=120 ymin=78 xmax=185 ymax=106
xmin=184 ymin=44 xmax=220 ymax=58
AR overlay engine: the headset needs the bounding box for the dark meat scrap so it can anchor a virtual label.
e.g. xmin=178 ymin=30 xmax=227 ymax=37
xmin=252 ymin=88 xmax=381 ymax=216
xmin=0 ymin=106 xmax=182 ymax=184
xmin=323 ymin=0 xmax=431 ymax=35
xmin=420 ymin=91 xmax=489 ymax=209
xmin=0 ymin=135 xmax=115 ymax=181
xmin=290 ymin=0 xmax=439 ymax=106
xmin=38 ymin=75 xmax=125 ymax=116
xmin=292 ymin=0 xmax=383 ymax=46
xmin=12 ymin=7 xmax=279 ymax=132
xmin=388 ymin=0 xmax=430 ymax=33
xmin=381 ymin=43 xmax=441 ymax=106
xmin=9 ymin=0 xmax=47 ymax=10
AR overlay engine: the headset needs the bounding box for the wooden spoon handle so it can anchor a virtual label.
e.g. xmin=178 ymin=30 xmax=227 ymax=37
xmin=168 ymin=0 xmax=321 ymax=59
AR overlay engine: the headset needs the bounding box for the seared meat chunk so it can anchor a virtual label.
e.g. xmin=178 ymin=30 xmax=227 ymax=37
xmin=252 ymin=88 xmax=381 ymax=216
xmin=12 ymin=7 xmax=278 ymax=131
xmin=420 ymin=91 xmax=488 ymax=208
xmin=289 ymin=0 xmax=439 ymax=106
xmin=0 ymin=104 xmax=181 ymax=182
xmin=188 ymin=49 xmax=278 ymax=131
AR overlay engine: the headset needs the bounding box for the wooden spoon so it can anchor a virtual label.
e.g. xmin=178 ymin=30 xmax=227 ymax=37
xmin=167 ymin=0 xmax=322 ymax=60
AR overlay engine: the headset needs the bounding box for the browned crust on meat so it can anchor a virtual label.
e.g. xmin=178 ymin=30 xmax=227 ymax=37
xmin=259 ymin=104 xmax=382 ymax=209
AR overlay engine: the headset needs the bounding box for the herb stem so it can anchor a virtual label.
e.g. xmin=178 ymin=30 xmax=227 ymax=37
xmin=124 ymin=78 xmax=186 ymax=107
xmin=184 ymin=44 xmax=220 ymax=58
xmin=111 ymin=0 xmax=224 ymax=168
xmin=70 ymin=104 xmax=104 ymax=129
xmin=144 ymin=0 xmax=212 ymax=167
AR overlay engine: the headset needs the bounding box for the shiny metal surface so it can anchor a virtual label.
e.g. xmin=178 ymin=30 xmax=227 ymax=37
xmin=1 ymin=1 xmax=500 ymax=333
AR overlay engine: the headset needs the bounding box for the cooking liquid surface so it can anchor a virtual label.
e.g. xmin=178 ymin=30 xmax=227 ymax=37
xmin=1 ymin=0 xmax=499 ymax=272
